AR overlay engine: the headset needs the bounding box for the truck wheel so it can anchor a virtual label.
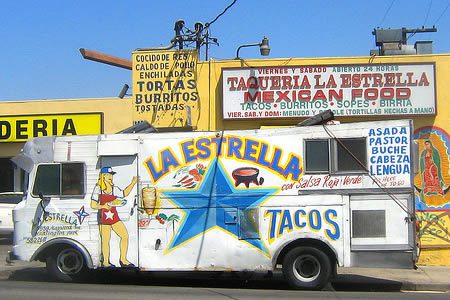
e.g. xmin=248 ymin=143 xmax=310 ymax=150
xmin=282 ymin=246 xmax=331 ymax=290
xmin=46 ymin=247 xmax=87 ymax=282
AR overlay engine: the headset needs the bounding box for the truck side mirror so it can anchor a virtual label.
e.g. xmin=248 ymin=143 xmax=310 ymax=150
xmin=38 ymin=192 xmax=50 ymax=203
xmin=37 ymin=192 xmax=50 ymax=217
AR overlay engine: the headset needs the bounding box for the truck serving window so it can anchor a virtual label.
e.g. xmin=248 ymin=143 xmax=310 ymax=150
xmin=333 ymin=138 xmax=367 ymax=173
xmin=32 ymin=163 xmax=85 ymax=197
xmin=304 ymin=140 xmax=329 ymax=173
xmin=305 ymin=138 xmax=367 ymax=174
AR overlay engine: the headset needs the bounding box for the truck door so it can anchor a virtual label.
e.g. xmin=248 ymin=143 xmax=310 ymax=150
xmin=349 ymin=193 xmax=415 ymax=268
xmin=93 ymin=155 xmax=139 ymax=268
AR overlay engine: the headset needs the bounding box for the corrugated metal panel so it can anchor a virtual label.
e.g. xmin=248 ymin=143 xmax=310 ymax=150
xmin=98 ymin=140 xmax=138 ymax=156
xmin=53 ymin=141 xmax=68 ymax=162
xmin=54 ymin=140 xmax=99 ymax=192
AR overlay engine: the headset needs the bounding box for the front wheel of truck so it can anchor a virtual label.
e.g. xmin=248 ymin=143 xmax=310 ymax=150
xmin=46 ymin=246 xmax=88 ymax=282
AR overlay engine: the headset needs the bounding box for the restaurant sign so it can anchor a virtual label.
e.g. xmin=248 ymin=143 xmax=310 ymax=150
xmin=132 ymin=49 xmax=198 ymax=127
xmin=222 ymin=63 xmax=436 ymax=119
xmin=0 ymin=113 xmax=103 ymax=142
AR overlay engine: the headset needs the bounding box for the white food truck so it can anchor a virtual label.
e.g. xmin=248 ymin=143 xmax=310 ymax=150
xmin=10 ymin=119 xmax=417 ymax=289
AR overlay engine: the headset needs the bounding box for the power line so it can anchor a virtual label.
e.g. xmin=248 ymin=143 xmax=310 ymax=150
xmin=424 ymin=0 xmax=433 ymax=26
xmin=434 ymin=1 xmax=450 ymax=25
xmin=205 ymin=0 xmax=238 ymax=28
xmin=201 ymin=0 xmax=238 ymax=60
xmin=379 ymin=0 xmax=396 ymax=27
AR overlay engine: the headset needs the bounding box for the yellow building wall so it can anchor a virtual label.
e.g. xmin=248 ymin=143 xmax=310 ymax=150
xmin=0 ymin=97 xmax=132 ymax=157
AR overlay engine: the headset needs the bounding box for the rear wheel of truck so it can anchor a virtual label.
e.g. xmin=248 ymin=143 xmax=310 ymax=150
xmin=282 ymin=246 xmax=332 ymax=290
xmin=46 ymin=246 xmax=88 ymax=282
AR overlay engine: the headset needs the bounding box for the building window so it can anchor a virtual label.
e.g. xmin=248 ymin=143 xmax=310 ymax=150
xmin=0 ymin=158 xmax=15 ymax=192
xmin=32 ymin=163 xmax=85 ymax=197
xmin=305 ymin=140 xmax=329 ymax=173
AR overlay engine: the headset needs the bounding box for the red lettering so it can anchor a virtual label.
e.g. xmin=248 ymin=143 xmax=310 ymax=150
xmin=263 ymin=91 xmax=274 ymax=102
xmin=312 ymin=90 xmax=327 ymax=101
xmin=314 ymin=75 xmax=325 ymax=88
xmin=227 ymin=77 xmax=238 ymax=90
xmin=276 ymin=91 xmax=289 ymax=102
xmin=418 ymin=72 xmax=430 ymax=86
xmin=340 ymin=74 xmax=351 ymax=88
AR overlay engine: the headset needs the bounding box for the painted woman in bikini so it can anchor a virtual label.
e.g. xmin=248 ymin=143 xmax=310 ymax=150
xmin=91 ymin=167 xmax=137 ymax=268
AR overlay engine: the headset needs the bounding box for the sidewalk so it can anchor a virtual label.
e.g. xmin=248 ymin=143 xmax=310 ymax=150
xmin=1 ymin=257 xmax=450 ymax=292
xmin=334 ymin=266 xmax=450 ymax=292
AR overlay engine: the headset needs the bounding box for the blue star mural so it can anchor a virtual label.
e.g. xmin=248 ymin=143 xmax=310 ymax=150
xmin=73 ymin=206 xmax=89 ymax=225
xmin=162 ymin=159 xmax=279 ymax=254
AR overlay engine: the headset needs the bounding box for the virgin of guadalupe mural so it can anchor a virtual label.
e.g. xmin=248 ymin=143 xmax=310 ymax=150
xmin=420 ymin=140 xmax=445 ymax=196
xmin=414 ymin=127 xmax=450 ymax=209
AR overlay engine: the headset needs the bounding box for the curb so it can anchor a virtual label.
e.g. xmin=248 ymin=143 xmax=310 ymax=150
xmin=401 ymin=282 xmax=450 ymax=292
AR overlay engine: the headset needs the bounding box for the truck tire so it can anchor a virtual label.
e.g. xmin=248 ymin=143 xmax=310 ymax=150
xmin=282 ymin=246 xmax=332 ymax=290
xmin=46 ymin=246 xmax=88 ymax=282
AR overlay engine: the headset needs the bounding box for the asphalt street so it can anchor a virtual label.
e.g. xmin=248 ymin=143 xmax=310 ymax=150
xmin=1 ymin=277 xmax=450 ymax=300
xmin=2 ymin=237 xmax=450 ymax=296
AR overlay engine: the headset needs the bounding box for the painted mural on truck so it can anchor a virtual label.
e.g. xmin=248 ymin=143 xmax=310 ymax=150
xmin=90 ymin=167 xmax=138 ymax=268
xmin=138 ymin=131 xmax=347 ymax=257
xmin=414 ymin=126 xmax=450 ymax=249
xmin=136 ymin=123 xmax=411 ymax=258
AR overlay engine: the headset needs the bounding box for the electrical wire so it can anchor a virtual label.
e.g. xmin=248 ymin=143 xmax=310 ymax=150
xmin=407 ymin=0 xmax=434 ymax=42
xmin=321 ymin=124 xmax=416 ymax=221
xmin=407 ymin=30 xmax=418 ymax=42
xmin=424 ymin=0 xmax=433 ymax=26
xmin=205 ymin=0 xmax=238 ymax=28
xmin=172 ymin=1 xmax=235 ymax=59
xmin=379 ymin=0 xmax=396 ymax=27
xmin=433 ymin=1 xmax=450 ymax=25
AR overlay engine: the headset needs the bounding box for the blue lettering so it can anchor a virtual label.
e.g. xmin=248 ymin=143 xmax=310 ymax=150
xmin=266 ymin=209 xmax=282 ymax=241
xmin=146 ymin=149 xmax=180 ymax=182
xmin=146 ymin=159 xmax=164 ymax=182
xmin=161 ymin=149 xmax=180 ymax=173
xmin=181 ymin=141 xmax=196 ymax=163
xmin=294 ymin=209 xmax=306 ymax=228
xmin=270 ymin=148 xmax=284 ymax=174
xmin=227 ymin=137 xmax=243 ymax=159
xmin=279 ymin=210 xmax=293 ymax=235
xmin=309 ymin=210 xmax=321 ymax=231
xmin=283 ymin=155 xmax=303 ymax=181
xmin=243 ymin=139 xmax=258 ymax=163
xmin=196 ymin=138 xmax=211 ymax=159
xmin=324 ymin=209 xmax=340 ymax=240
xmin=256 ymin=143 xmax=272 ymax=168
